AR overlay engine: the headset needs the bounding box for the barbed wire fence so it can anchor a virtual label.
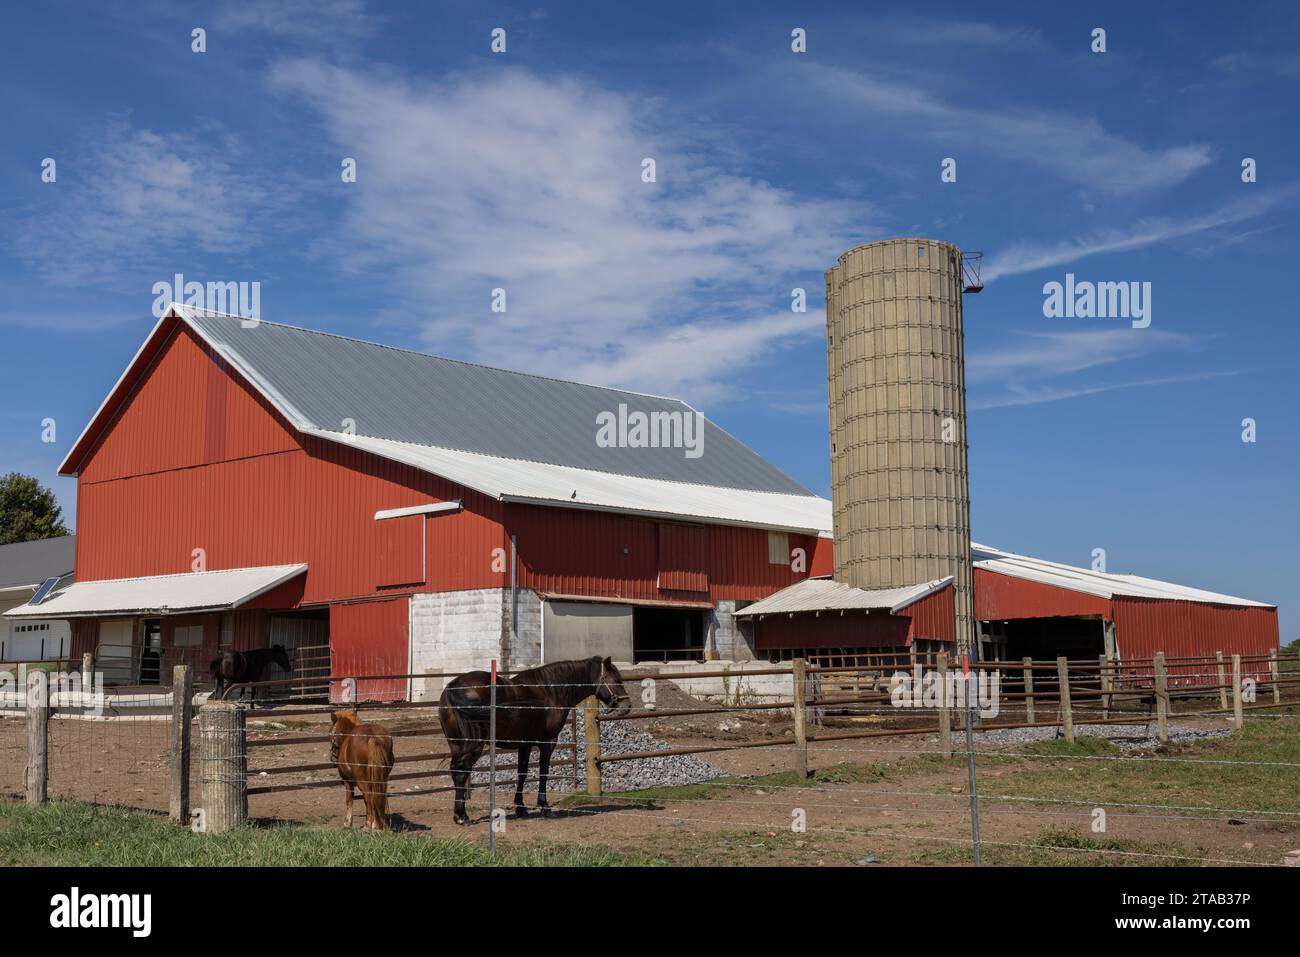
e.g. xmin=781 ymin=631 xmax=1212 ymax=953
xmin=6 ymin=646 xmax=1299 ymax=865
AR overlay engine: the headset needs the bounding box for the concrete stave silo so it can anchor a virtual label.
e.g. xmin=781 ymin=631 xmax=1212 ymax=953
xmin=826 ymin=238 xmax=974 ymax=653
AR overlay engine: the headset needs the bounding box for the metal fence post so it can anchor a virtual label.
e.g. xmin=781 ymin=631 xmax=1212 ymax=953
xmin=792 ymin=657 xmax=809 ymax=779
xmin=25 ymin=670 xmax=50 ymax=806
xmin=488 ymin=660 xmax=497 ymax=857
xmin=583 ymin=695 xmax=601 ymax=796
xmin=961 ymin=655 xmax=981 ymax=866
xmin=199 ymin=700 xmax=247 ymax=832
xmin=937 ymin=653 xmax=952 ymax=758
xmin=1020 ymin=656 xmax=1036 ymax=723
xmin=1056 ymin=657 xmax=1074 ymax=744
xmin=170 ymin=664 xmax=194 ymax=824
xmin=1231 ymin=654 xmax=1244 ymax=730
xmin=1153 ymin=652 xmax=1169 ymax=744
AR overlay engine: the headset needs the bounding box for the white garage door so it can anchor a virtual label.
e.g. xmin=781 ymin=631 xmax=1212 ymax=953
xmin=543 ymin=602 xmax=633 ymax=663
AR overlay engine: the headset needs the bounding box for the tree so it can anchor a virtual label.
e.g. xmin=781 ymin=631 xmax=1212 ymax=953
xmin=0 ymin=472 xmax=70 ymax=545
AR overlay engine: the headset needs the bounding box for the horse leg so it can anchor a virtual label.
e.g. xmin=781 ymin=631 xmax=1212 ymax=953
xmin=514 ymin=745 xmax=531 ymax=817
xmin=537 ymin=742 xmax=556 ymax=817
xmin=344 ymin=783 xmax=355 ymax=829
xmin=451 ymin=752 xmax=474 ymax=825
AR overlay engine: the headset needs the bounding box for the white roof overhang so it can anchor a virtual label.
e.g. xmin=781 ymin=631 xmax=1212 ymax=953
xmin=2 ymin=564 xmax=307 ymax=619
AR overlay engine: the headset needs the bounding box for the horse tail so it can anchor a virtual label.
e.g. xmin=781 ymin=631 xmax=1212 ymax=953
xmin=439 ymin=682 xmax=490 ymax=752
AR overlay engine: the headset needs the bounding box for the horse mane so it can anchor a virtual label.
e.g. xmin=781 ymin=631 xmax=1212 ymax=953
xmin=510 ymin=658 xmax=597 ymax=702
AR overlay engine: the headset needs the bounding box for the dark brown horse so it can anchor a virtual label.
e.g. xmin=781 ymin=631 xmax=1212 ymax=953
xmin=438 ymin=656 xmax=630 ymax=824
xmin=210 ymin=645 xmax=293 ymax=706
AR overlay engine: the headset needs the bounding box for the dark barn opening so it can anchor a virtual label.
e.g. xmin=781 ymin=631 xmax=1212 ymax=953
xmin=633 ymin=606 xmax=705 ymax=662
xmin=1000 ymin=616 xmax=1105 ymax=662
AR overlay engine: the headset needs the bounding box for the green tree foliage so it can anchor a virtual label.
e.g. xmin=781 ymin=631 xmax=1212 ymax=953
xmin=0 ymin=472 xmax=70 ymax=545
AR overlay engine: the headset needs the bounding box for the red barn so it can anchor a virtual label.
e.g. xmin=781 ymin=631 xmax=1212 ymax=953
xmin=5 ymin=305 xmax=1279 ymax=694
xmin=4 ymin=305 xmax=835 ymax=695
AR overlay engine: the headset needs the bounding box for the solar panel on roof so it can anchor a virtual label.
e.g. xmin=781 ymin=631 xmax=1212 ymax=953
xmin=31 ymin=576 xmax=61 ymax=605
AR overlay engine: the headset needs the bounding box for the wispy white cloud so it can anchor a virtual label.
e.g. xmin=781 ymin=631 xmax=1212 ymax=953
xmin=970 ymin=370 xmax=1244 ymax=411
xmin=212 ymin=0 xmax=376 ymax=45
xmin=797 ymin=62 xmax=1212 ymax=194
xmin=968 ymin=329 xmax=1201 ymax=383
xmin=269 ymin=62 xmax=871 ymax=399
xmin=873 ymin=19 xmax=1043 ymax=49
xmin=982 ymin=190 xmax=1296 ymax=281
xmin=12 ymin=120 xmax=279 ymax=291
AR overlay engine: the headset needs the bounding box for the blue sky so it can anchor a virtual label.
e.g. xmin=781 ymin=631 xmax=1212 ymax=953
xmin=1 ymin=1 xmax=1296 ymax=639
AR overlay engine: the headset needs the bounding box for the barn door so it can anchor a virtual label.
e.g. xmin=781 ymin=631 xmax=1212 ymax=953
xmin=329 ymin=598 xmax=409 ymax=703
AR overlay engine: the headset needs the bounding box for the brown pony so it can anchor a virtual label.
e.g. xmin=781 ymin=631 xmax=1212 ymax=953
xmin=329 ymin=709 xmax=395 ymax=831
xmin=438 ymin=656 xmax=631 ymax=824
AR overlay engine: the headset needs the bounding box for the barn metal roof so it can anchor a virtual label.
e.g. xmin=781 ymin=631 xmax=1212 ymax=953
xmin=337 ymin=433 xmax=834 ymax=533
xmin=733 ymin=576 xmax=953 ymax=617
xmin=0 ymin=536 xmax=75 ymax=593
xmin=972 ymin=543 xmax=1272 ymax=608
xmin=180 ymin=307 xmax=810 ymax=496
xmin=2 ymin=564 xmax=307 ymax=618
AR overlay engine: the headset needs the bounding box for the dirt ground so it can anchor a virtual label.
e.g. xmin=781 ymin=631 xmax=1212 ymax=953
xmin=2 ymin=691 xmax=1296 ymax=867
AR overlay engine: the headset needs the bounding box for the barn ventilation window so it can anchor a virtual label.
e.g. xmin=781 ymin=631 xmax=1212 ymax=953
xmin=767 ymin=531 xmax=789 ymax=566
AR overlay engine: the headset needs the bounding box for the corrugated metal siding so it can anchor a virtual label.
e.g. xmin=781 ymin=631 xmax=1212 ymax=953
xmin=70 ymin=619 xmax=96 ymax=658
xmin=974 ymin=567 xmax=1111 ymax=620
xmin=756 ymin=611 xmax=910 ymax=649
xmin=1112 ymin=597 xmax=1278 ymax=681
xmin=510 ymin=503 xmax=822 ymax=603
xmin=904 ymin=583 xmax=955 ymax=644
xmin=377 ymin=516 xmax=424 ymax=588
xmin=657 ymin=523 xmax=707 ymax=592
xmin=330 ymin=598 xmax=408 ymax=702
xmin=78 ymin=326 xmax=298 ymax=486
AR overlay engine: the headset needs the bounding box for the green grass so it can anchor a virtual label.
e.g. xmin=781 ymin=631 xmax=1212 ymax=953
xmin=0 ymin=801 xmax=658 ymax=867
xmin=989 ymin=718 xmax=1300 ymax=814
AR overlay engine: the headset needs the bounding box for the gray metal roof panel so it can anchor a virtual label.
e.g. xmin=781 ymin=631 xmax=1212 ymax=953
xmin=186 ymin=310 xmax=811 ymax=495
xmin=0 ymin=536 xmax=76 ymax=591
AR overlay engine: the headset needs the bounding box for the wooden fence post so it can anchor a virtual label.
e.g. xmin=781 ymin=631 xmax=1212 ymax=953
xmin=583 ymin=695 xmax=601 ymax=797
xmin=81 ymin=652 xmax=93 ymax=678
xmin=1153 ymin=652 xmax=1169 ymax=744
xmin=1216 ymin=652 xmax=1228 ymax=711
xmin=1231 ymin=654 xmax=1243 ymax=730
xmin=937 ymin=653 xmax=952 ymax=758
xmin=792 ymin=657 xmax=809 ymax=779
xmin=199 ymin=700 xmax=246 ymax=832
xmin=1098 ymin=654 xmax=1111 ymax=720
xmin=1022 ymin=656 xmax=1035 ymax=723
xmin=1056 ymin=657 xmax=1074 ymax=745
xmin=170 ymin=664 xmax=194 ymax=824
xmin=25 ymin=670 xmax=50 ymax=805
xmin=1269 ymin=649 xmax=1281 ymax=704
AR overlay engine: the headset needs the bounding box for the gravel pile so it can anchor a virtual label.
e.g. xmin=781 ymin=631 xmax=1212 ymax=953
xmin=468 ymin=707 xmax=729 ymax=792
xmin=958 ymin=721 xmax=1232 ymax=752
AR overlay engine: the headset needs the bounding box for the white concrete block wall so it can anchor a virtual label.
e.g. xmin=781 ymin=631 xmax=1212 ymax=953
xmin=707 ymin=600 xmax=755 ymax=661
xmin=409 ymin=587 xmax=543 ymax=701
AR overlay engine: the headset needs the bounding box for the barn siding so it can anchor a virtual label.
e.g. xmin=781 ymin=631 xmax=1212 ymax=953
xmin=974 ymin=568 xmax=1111 ymax=620
xmin=330 ymin=598 xmax=409 ymax=702
xmin=1112 ymin=597 xmax=1278 ymax=681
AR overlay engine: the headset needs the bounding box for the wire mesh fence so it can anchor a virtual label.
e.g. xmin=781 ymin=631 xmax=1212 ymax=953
xmin=4 ymin=648 xmax=1298 ymax=865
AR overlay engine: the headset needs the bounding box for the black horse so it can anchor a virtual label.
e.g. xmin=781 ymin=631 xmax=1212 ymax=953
xmin=438 ymin=656 xmax=631 ymax=824
xmin=209 ymin=645 xmax=293 ymax=706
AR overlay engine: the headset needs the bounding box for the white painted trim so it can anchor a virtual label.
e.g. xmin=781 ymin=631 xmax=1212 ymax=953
xmin=373 ymin=501 xmax=463 ymax=521
xmin=889 ymin=576 xmax=955 ymax=614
